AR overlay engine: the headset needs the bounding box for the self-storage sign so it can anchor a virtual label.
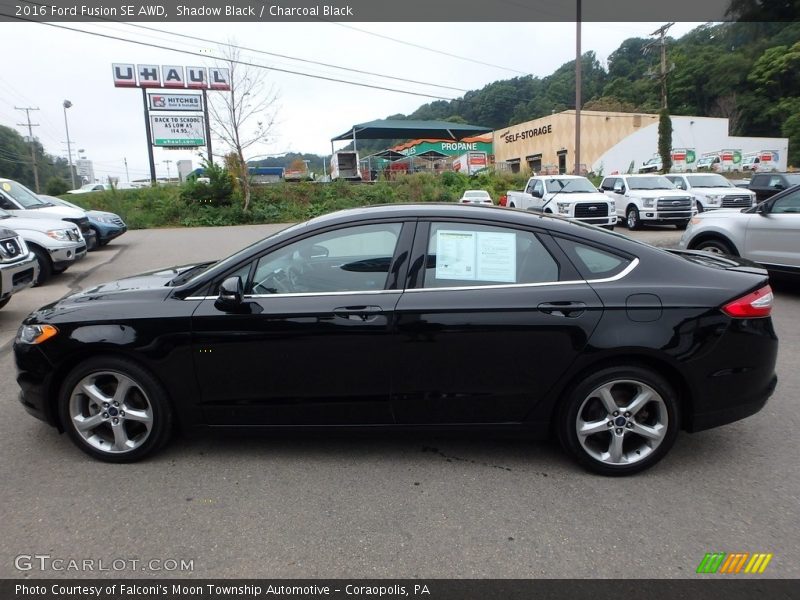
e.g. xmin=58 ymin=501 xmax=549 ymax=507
xmin=150 ymin=115 xmax=205 ymax=147
xmin=148 ymin=93 xmax=203 ymax=112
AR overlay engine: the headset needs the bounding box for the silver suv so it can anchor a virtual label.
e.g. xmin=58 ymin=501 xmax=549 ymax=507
xmin=679 ymin=184 xmax=800 ymax=276
xmin=0 ymin=226 xmax=37 ymax=309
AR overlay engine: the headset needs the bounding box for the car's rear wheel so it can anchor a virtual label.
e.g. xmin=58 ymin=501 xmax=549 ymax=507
xmin=695 ymin=238 xmax=735 ymax=256
xmin=30 ymin=245 xmax=53 ymax=286
xmin=558 ymin=366 xmax=679 ymax=476
xmin=626 ymin=207 xmax=641 ymax=230
xmin=59 ymin=357 xmax=173 ymax=462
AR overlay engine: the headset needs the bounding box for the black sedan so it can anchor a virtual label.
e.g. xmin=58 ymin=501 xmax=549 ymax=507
xmin=14 ymin=204 xmax=778 ymax=475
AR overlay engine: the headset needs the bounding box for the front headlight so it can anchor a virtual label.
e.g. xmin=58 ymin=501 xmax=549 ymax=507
xmin=18 ymin=324 xmax=58 ymax=345
xmin=642 ymin=198 xmax=655 ymax=208
xmin=95 ymin=215 xmax=116 ymax=224
xmin=46 ymin=229 xmax=71 ymax=241
xmin=557 ymin=202 xmax=570 ymax=215
xmin=705 ymin=195 xmax=721 ymax=204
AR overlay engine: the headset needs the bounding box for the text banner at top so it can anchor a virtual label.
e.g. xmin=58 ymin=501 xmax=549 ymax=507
xmin=1 ymin=0 xmax=789 ymax=23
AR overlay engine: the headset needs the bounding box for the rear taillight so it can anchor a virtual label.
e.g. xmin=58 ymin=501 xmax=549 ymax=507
xmin=722 ymin=284 xmax=773 ymax=318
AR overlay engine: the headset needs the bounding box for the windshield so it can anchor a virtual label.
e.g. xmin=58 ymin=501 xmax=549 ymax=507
xmin=627 ymin=176 xmax=674 ymax=190
xmin=686 ymin=174 xmax=733 ymax=188
xmin=0 ymin=180 xmax=49 ymax=208
xmin=545 ymin=178 xmax=598 ymax=193
xmin=49 ymin=197 xmax=82 ymax=211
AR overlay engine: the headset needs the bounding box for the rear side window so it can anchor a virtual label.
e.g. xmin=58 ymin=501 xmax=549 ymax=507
xmin=423 ymin=222 xmax=559 ymax=288
xmin=555 ymin=237 xmax=632 ymax=279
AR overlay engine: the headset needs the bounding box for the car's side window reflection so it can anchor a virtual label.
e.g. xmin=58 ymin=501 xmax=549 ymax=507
xmin=771 ymin=190 xmax=800 ymax=214
xmin=423 ymin=222 xmax=559 ymax=288
xmin=246 ymin=223 xmax=402 ymax=295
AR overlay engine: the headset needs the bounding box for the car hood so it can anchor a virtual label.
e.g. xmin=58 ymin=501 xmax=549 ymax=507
xmin=690 ymin=187 xmax=752 ymax=195
xmin=0 ymin=215 xmax=81 ymax=233
xmin=693 ymin=208 xmax=750 ymax=221
xmin=10 ymin=206 xmax=87 ymax=219
xmin=626 ymin=189 xmax=689 ymax=198
xmin=549 ymin=192 xmax=609 ymax=202
xmin=87 ymin=210 xmax=121 ymax=219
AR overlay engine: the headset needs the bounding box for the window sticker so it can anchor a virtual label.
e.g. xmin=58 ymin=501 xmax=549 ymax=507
xmin=476 ymin=232 xmax=516 ymax=282
xmin=435 ymin=229 xmax=517 ymax=283
xmin=436 ymin=230 xmax=477 ymax=280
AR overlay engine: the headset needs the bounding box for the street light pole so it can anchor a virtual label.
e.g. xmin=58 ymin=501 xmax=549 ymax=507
xmin=62 ymin=100 xmax=76 ymax=189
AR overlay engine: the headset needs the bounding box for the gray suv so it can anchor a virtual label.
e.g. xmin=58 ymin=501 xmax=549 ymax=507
xmin=679 ymin=184 xmax=800 ymax=276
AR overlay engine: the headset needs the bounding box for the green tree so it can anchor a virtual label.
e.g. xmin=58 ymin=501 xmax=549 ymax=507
xmin=658 ymin=110 xmax=673 ymax=173
xmin=45 ymin=177 xmax=69 ymax=196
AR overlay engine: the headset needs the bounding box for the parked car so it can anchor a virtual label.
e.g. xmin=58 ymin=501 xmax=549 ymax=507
xmin=730 ymin=179 xmax=751 ymax=189
xmin=459 ymin=190 xmax=493 ymax=205
xmin=0 ymin=208 xmax=86 ymax=285
xmin=666 ymin=173 xmax=756 ymax=212
xmin=748 ymin=173 xmax=800 ymax=203
xmin=638 ymin=157 xmax=662 ymax=173
xmin=679 ymin=184 xmax=800 ymax=277
xmin=40 ymin=195 xmax=126 ymax=249
xmin=505 ymin=175 xmax=616 ymax=229
xmin=67 ymin=183 xmax=112 ymax=194
xmin=599 ymin=174 xmax=696 ymax=230
xmin=0 ymin=178 xmax=94 ymax=244
xmin=0 ymin=226 xmax=37 ymax=309
xmin=15 ymin=204 xmax=778 ymax=475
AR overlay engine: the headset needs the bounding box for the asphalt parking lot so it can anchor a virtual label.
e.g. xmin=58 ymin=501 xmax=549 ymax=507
xmin=0 ymin=224 xmax=798 ymax=579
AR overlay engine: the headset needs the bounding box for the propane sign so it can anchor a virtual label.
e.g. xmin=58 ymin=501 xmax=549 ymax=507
xmin=150 ymin=115 xmax=205 ymax=147
xmin=148 ymin=93 xmax=203 ymax=112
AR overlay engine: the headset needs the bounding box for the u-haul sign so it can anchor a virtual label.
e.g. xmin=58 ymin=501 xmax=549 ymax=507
xmin=113 ymin=63 xmax=230 ymax=90
xmin=150 ymin=115 xmax=205 ymax=147
xmin=148 ymin=93 xmax=203 ymax=112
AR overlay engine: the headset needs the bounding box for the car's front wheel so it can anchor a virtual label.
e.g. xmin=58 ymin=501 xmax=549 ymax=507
xmin=59 ymin=357 xmax=173 ymax=462
xmin=29 ymin=245 xmax=53 ymax=286
xmin=694 ymin=238 xmax=735 ymax=256
xmin=626 ymin=207 xmax=641 ymax=230
xmin=557 ymin=366 xmax=679 ymax=475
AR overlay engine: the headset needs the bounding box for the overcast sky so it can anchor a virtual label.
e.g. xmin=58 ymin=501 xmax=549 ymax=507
xmin=0 ymin=21 xmax=700 ymax=183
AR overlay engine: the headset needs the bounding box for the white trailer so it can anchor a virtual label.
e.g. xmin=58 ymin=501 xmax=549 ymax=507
xmin=330 ymin=152 xmax=361 ymax=181
xmin=452 ymin=151 xmax=488 ymax=176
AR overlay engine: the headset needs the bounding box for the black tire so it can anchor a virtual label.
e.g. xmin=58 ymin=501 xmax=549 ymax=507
xmin=0 ymin=297 xmax=10 ymax=309
xmin=557 ymin=365 xmax=680 ymax=476
xmin=694 ymin=238 xmax=736 ymax=256
xmin=87 ymin=228 xmax=100 ymax=251
xmin=676 ymin=220 xmax=690 ymax=230
xmin=695 ymin=202 xmax=704 ymax=213
xmin=58 ymin=356 xmax=173 ymax=462
xmin=509 ymin=202 xmax=516 ymax=208
xmin=30 ymin=245 xmax=53 ymax=286
xmin=626 ymin=206 xmax=641 ymax=230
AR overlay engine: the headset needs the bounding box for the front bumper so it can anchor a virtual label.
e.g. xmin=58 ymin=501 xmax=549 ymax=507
xmin=94 ymin=222 xmax=127 ymax=243
xmin=640 ymin=211 xmax=694 ymax=221
xmin=0 ymin=252 xmax=38 ymax=299
xmin=50 ymin=242 xmax=87 ymax=269
xmin=15 ymin=342 xmax=59 ymax=428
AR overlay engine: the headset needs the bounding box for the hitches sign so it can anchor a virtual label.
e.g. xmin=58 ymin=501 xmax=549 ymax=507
xmin=150 ymin=115 xmax=205 ymax=147
xmin=149 ymin=93 xmax=203 ymax=112
xmin=112 ymin=64 xmax=231 ymax=90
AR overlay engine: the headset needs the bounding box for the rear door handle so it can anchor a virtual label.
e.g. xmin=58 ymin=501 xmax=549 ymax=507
xmin=538 ymin=301 xmax=586 ymax=318
xmin=333 ymin=306 xmax=383 ymax=322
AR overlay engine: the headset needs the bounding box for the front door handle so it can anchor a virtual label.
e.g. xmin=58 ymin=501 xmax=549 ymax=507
xmin=333 ymin=306 xmax=383 ymax=322
xmin=538 ymin=301 xmax=586 ymax=318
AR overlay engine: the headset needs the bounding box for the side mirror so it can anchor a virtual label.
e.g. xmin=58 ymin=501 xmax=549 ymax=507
xmin=613 ymin=183 xmax=624 ymax=194
xmin=773 ymin=183 xmax=785 ymax=190
xmin=215 ymin=276 xmax=243 ymax=311
xmin=532 ymin=189 xmax=542 ymax=198
xmin=757 ymin=202 xmax=770 ymax=216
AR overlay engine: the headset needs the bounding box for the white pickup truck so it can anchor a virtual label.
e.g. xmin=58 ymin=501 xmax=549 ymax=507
xmin=505 ymin=175 xmax=616 ymax=229
xmin=599 ymin=174 xmax=696 ymax=230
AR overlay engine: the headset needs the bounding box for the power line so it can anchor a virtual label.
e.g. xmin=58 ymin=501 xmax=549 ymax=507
xmin=0 ymin=13 xmax=457 ymax=101
xmin=116 ymin=22 xmax=470 ymax=93
xmin=326 ymin=22 xmax=530 ymax=76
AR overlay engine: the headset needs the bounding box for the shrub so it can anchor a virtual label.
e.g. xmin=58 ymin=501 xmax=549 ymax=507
xmin=45 ymin=177 xmax=69 ymax=196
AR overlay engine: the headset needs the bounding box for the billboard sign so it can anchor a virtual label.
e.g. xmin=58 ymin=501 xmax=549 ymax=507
xmin=148 ymin=93 xmax=203 ymax=112
xmin=112 ymin=63 xmax=230 ymax=90
xmin=150 ymin=115 xmax=205 ymax=147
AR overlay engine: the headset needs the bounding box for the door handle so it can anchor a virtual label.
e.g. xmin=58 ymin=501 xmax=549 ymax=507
xmin=538 ymin=301 xmax=586 ymax=318
xmin=333 ymin=306 xmax=383 ymax=322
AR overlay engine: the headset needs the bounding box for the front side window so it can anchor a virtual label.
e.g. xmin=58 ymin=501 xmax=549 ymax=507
xmin=247 ymin=223 xmax=402 ymax=295
xmin=532 ymin=180 xmax=544 ymax=197
xmin=423 ymin=222 xmax=559 ymax=288
xmin=771 ymin=190 xmax=800 ymax=214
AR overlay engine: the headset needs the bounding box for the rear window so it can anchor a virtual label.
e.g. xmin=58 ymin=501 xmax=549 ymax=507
xmin=554 ymin=237 xmax=632 ymax=279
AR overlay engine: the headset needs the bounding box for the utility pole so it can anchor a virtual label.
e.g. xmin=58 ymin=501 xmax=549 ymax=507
xmin=124 ymin=157 xmax=130 ymax=183
xmin=646 ymin=22 xmax=674 ymax=110
xmin=574 ymin=0 xmax=582 ymax=175
xmin=15 ymin=106 xmax=41 ymax=192
xmin=163 ymin=159 xmax=173 ymax=183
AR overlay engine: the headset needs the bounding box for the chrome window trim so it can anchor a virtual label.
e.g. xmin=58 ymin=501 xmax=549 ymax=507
xmin=184 ymin=259 xmax=639 ymax=300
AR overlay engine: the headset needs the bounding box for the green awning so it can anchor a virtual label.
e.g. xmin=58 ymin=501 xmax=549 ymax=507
xmin=332 ymin=119 xmax=492 ymax=142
